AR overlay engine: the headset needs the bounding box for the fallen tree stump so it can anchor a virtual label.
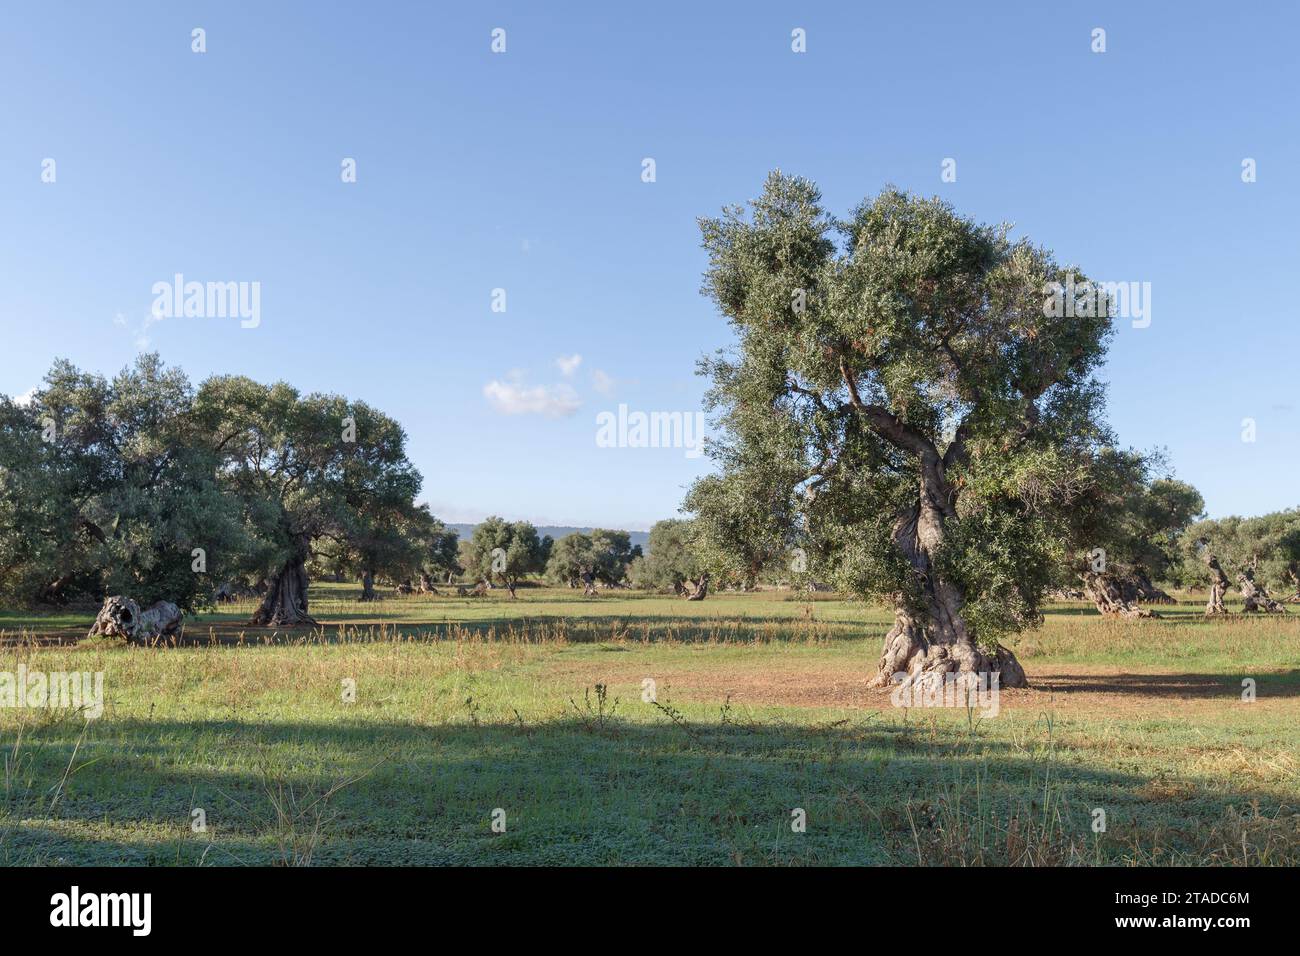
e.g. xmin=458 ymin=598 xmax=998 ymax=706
xmin=87 ymin=596 xmax=183 ymax=644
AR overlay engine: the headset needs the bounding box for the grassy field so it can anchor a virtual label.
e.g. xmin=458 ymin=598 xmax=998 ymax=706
xmin=2 ymin=584 xmax=1298 ymax=866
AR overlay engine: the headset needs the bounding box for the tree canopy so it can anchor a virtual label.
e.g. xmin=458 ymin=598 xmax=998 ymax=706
xmin=690 ymin=172 xmax=1121 ymax=686
xmin=546 ymin=529 xmax=640 ymax=589
xmin=627 ymin=519 xmax=703 ymax=592
xmin=194 ymin=375 xmax=423 ymax=625
xmin=0 ymin=355 xmax=241 ymax=610
xmin=462 ymin=517 xmax=550 ymax=598
xmin=0 ymin=355 xmax=446 ymax=624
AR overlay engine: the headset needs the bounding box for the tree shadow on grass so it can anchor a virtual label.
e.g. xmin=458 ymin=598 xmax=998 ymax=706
xmin=1033 ymin=670 xmax=1300 ymax=698
xmin=3 ymin=715 xmax=1297 ymax=866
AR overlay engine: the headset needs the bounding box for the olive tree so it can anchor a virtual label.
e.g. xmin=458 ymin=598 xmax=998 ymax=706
xmin=462 ymin=516 xmax=548 ymax=598
xmin=547 ymin=532 xmax=595 ymax=588
xmin=628 ymin=519 xmax=703 ymax=594
xmin=194 ymin=376 xmax=421 ymax=625
xmin=408 ymin=508 xmax=460 ymax=590
xmin=1180 ymin=510 xmax=1299 ymax=614
xmin=685 ymin=474 xmax=788 ymax=590
xmin=0 ymin=355 xmax=240 ymax=610
xmin=691 ymin=173 xmax=1120 ymax=687
xmin=350 ymin=507 xmax=424 ymax=601
xmin=1067 ymin=451 xmax=1203 ymax=617
xmin=547 ymin=530 xmax=639 ymax=590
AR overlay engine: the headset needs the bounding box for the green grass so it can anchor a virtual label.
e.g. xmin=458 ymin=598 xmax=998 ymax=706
xmin=2 ymin=585 xmax=1298 ymax=865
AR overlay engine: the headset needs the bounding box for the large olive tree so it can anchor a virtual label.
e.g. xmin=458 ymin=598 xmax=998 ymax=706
xmin=0 ymin=355 xmax=240 ymax=610
xmin=691 ymin=173 xmax=1119 ymax=688
xmin=194 ymin=376 xmax=421 ymax=626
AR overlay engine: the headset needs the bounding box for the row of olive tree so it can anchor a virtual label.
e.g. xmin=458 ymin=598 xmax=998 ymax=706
xmin=0 ymin=359 xmax=688 ymax=613
xmin=635 ymin=485 xmax=1296 ymax=623
xmin=1178 ymin=510 xmax=1300 ymax=613
xmin=0 ymin=354 xmax=457 ymax=625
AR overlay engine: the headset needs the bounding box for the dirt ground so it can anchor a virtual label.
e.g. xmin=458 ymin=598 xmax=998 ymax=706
xmin=551 ymin=658 xmax=1294 ymax=718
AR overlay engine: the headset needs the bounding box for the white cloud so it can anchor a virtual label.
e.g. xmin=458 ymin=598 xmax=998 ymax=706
xmin=555 ymin=354 xmax=582 ymax=377
xmin=11 ymin=387 xmax=37 ymax=407
xmin=115 ymin=310 xmax=162 ymax=350
xmin=591 ymin=369 xmax=615 ymax=395
xmin=483 ymin=379 xmax=581 ymax=418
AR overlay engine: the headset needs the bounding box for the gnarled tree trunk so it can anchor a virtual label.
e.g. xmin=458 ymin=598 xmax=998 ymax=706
xmin=249 ymin=537 xmax=316 ymax=626
xmin=1202 ymin=552 xmax=1230 ymax=615
xmin=1239 ymin=568 xmax=1285 ymax=613
xmin=682 ymin=572 xmax=710 ymax=601
xmin=868 ymin=456 xmax=1028 ymax=689
xmin=1080 ymin=570 xmax=1160 ymax=619
xmin=39 ymin=573 xmax=76 ymax=606
xmin=88 ymin=595 xmax=183 ymax=643
xmin=359 ymin=568 xmax=377 ymax=602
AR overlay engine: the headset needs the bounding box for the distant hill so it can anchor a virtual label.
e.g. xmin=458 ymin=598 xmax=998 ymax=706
xmin=448 ymin=523 xmax=650 ymax=552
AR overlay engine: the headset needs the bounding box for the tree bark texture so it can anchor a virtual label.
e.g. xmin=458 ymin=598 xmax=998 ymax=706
xmin=1238 ymin=568 xmax=1285 ymax=613
xmin=1080 ymin=571 xmax=1160 ymax=619
xmin=682 ymin=572 xmax=710 ymax=601
xmin=868 ymin=455 xmax=1028 ymax=689
xmin=1202 ymin=552 xmax=1230 ymax=615
xmin=249 ymin=537 xmax=316 ymax=626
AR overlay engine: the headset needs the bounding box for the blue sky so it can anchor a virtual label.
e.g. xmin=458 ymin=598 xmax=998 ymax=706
xmin=2 ymin=2 xmax=1296 ymax=529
